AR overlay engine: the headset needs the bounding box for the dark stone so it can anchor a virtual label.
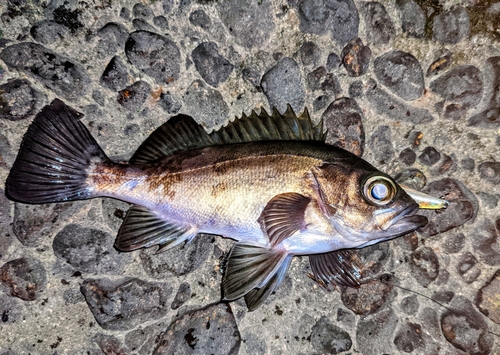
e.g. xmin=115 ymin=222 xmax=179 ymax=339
xmin=426 ymin=52 xmax=452 ymax=77
xmin=336 ymin=307 xmax=355 ymax=327
xmin=132 ymin=19 xmax=157 ymax=32
xmin=476 ymin=269 xmax=500 ymax=324
xmin=432 ymin=291 xmax=454 ymax=304
xmin=356 ymin=308 xmax=398 ymax=355
xmin=394 ymin=322 xmax=425 ymax=353
xmin=433 ymin=6 xmax=470 ymax=44
xmin=153 ymin=303 xmax=241 ymax=354
xmin=97 ymin=22 xmax=130 ymax=56
xmin=348 ymin=81 xmax=363 ymax=97
xmin=0 ymin=42 xmax=90 ymax=101
xmin=140 ymin=235 xmax=213 ymax=278
xmin=93 ymin=333 xmax=132 ymax=355
xmin=341 ymin=279 xmax=393 ymax=315
xmin=320 ymin=73 xmax=341 ymax=94
xmin=120 ymin=7 xmax=132 ymax=21
xmin=393 ymin=168 xmax=426 ymax=190
xmin=476 ymin=219 xmax=500 ymax=266
xmin=477 ymin=192 xmax=498 ymax=209
xmin=457 ymin=252 xmax=481 ymax=283
xmin=409 ymin=246 xmax=439 ymax=287
xmin=184 ymin=80 xmax=229 ymax=128
xmin=153 ymin=16 xmax=169 ymax=30
xmin=418 ymin=146 xmax=440 ymax=166
xmin=218 ymin=0 xmax=275 ymax=49
xmin=400 ymin=294 xmax=418 ymax=315
xmin=53 ymin=5 xmax=84 ymax=33
xmin=133 ymin=3 xmax=153 ymax=19
xmin=299 ymin=41 xmax=321 ymax=67
xmin=468 ymin=57 xmax=500 ymax=127
xmin=242 ymin=68 xmax=261 ymax=90
xmin=125 ymin=320 xmax=168 ymax=354
xmin=53 ymin=224 xmax=130 ymax=274
xmin=478 ymin=161 xmax=500 ymax=184
xmin=363 ymin=78 xmax=434 ymax=123
xmin=13 ymin=202 xmax=83 ymax=247
xmin=261 ymin=57 xmax=305 ymax=113
xmin=81 ymin=277 xmax=173 ymax=331
xmin=442 ymin=233 xmax=465 ymax=254
xmin=361 ymin=2 xmax=395 ymax=45
xmin=117 ymin=81 xmax=151 ymax=110
xmin=399 ymin=147 xmax=416 ymax=165
xmin=369 ymin=125 xmax=394 ymax=164
xmin=125 ymin=31 xmax=181 ymax=84
xmin=159 ymin=93 xmax=182 ymax=114
xmin=297 ymin=0 xmax=359 ymax=44
xmin=341 ymin=37 xmax=371 ymax=77
xmin=189 ymin=9 xmax=211 ymax=30
xmin=419 ymin=178 xmax=478 ymax=237
xmin=310 ymin=316 xmax=352 ymax=354
xmin=307 ymin=66 xmax=327 ymax=91
xmin=397 ymin=0 xmax=425 ymax=38
xmin=374 ymin=51 xmax=424 ymax=101
xmin=171 ymin=282 xmax=191 ymax=310
xmin=0 ymin=79 xmax=46 ymax=121
xmin=443 ymin=103 xmax=464 ymax=120
xmin=461 ymin=158 xmax=475 ymax=171
xmin=30 ymin=20 xmax=69 ymax=44
xmin=192 ymin=42 xmax=234 ymax=87
xmin=357 ymin=243 xmax=390 ymax=278
xmin=0 ymin=257 xmax=46 ymax=301
xmin=326 ymin=52 xmax=341 ymax=71
xmin=441 ymin=296 xmax=493 ymax=354
xmin=100 ymin=56 xmax=129 ymax=91
xmin=322 ymin=97 xmax=365 ymax=157
xmin=0 ymin=292 xmax=25 ymax=325
xmin=312 ymin=95 xmax=329 ymax=112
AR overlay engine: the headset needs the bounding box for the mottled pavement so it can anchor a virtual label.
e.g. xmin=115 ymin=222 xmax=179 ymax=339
xmin=1 ymin=0 xmax=500 ymax=354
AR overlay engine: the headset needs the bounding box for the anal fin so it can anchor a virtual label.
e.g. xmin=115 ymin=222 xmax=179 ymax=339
xmin=309 ymin=249 xmax=362 ymax=289
xmin=114 ymin=205 xmax=198 ymax=252
xmin=222 ymin=243 xmax=288 ymax=301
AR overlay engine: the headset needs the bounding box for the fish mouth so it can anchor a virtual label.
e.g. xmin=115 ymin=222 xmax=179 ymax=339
xmin=384 ymin=203 xmax=428 ymax=236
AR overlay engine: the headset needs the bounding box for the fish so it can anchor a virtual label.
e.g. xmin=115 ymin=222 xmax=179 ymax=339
xmin=5 ymin=99 xmax=447 ymax=311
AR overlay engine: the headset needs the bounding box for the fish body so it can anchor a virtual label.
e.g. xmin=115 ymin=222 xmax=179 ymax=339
xmin=6 ymin=99 xmax=439 ymax=310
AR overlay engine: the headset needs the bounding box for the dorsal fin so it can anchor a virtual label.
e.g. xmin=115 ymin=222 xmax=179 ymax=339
xmin=130 ymin=104 xmax=325 ymax=164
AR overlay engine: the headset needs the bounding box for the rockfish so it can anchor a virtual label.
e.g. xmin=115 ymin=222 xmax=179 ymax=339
xmin=5 ymin=99 xmax=447 ymax=310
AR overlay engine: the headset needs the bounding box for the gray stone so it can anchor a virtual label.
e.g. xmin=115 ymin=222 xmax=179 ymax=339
xmin=153 ymin=16 xmax=169 ymax=30
xmin=298 ymin=0 xmax=359 ymax=44
xmin=183 ymin=80 xmax=229 ymax=128
xmin=326 ymin=52 xmax=341 ymax=71
xmin=153 ymin=303 xmax=241 ymax=354
xmin=100 ymin=56 xmax=129 ymax=91
xmin=457 ymin=252 xmax=481 ymax=283
xmin=192 ymin=42 xmax=234 ymax=87
xmin=52 ymin=224 xmax=130 ymax=274
xmin=400 ymin=294 xmax=419 ymax=315
xmin=261 ymin=57 xmax=305 ymax=113
xmin=468 ymin=57 xmax=500 ymax=127
xmin=159 ymin=92 xmax=182 ymax=114
xmin=433 ymin=6 xmax=470 ymax=44
xmin=93 ymin=333 xmax=132 ymax=355
xmin=478 ymin=161 xmax=500 ymax=184
xmin=171 ymin=282 xmax=191 ymax=310
xmin=132 ymin=19 xmax=157 ymax=32
xmin=394 ymin=322 xmax=425 ymax=353
xmin=310 ymin=316 xmax=352 ymax=354
xmin=396 ymin=0 xmax=425 ymax=38
xmin=341 ymin=278 xmax=393 ymax=315
xmin=369 ymin=125 xmax=394 ymax=164
xmin=125 ymin=31 xmax=181 ymax=84
xmin=442 ymin=233 xmax=465 ymax=254
xmin=313 ymin=95 xmax=330 ymax=112
xmin=97 ymin=22 xmax=130 ymax=56
xmin=0 ymin=191 xmax=12 ymax=261
xmin=0 ymin=42 xmax=90 ymax=101
xmin=374 ymin=51 xmax=424 ymax=101
xmin=0 ymin=257 xmax=47 ymax=301
xmin=218 ymin=0 xmax=275 ymax=49
xmin=117 ymin=81 xmax=151 ymax=110
xmin=120 ymin=7 xmax=132 ymax=21
xmin=409 ymin=246 xmax=439 ymax=287
xmin=133 ymin=3 xmax=153 ymax=19
xmin=362 ymin=2 xmax=395 ymax=45
xmin=356 ymin=308 xmax=399 ymax=355
xmin=0 ymin=292 xmax=25 ymax=325
xmin=475 ymin=269 xmax=500 ymax=325
xmin=399 ymin=147 xmax=416 ymax=165
xmin=189 ymin=10 xmax=211 ymax=30
xmin=476 ymin=219 xmax=500 ymax=266
xmin=30 ymin=20 xmax=69 ymax=44
xmin=125 ymin=321 xmax=168 ymax=355
xmin=299 ymin=41 xmax=321 ymax=67
xmin=81 ymin=277 xmax=173 ymax=331
xmin=0 ymin=79 xmax=46 ymax=121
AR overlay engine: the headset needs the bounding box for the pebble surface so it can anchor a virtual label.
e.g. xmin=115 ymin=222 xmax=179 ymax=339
xmin=0 ymin=0 xmax=500 ymax=354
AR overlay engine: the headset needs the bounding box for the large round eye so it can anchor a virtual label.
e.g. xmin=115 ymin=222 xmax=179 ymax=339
xmin=363 ymin=176 xmax=397 ymax=206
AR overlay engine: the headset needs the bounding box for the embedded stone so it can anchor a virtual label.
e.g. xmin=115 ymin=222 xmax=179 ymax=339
xmin=132 ymin=3 xmax=153 ymax=19
xmin=125 ymin=31 xmax=181 ymax=84
xmin=307 ymin=66 xmax=327 ymax=91
xmin=125 ymin=320 xmax=168 ymax=354
xmin=461 ymin=158 xmax=475 ymax=171
xmin=183 ymin=80 xmax=229 ymax=128
xmin=418 ymin=146 xmax=440 ymax=166
xmin=30 ymin=20 xmax=69 ymax=44
xmin=369 ymin=125 xmax=394 ymax=164
xmin=400 ymin=294 xmax=419 ymax=315
xmin=171 ymin=282 xmax=191 ymax=310
xmin=394 ymin=168 xmax=426 ymax=190
xmin=93 ymin=333 xmax=131 ymax=355
xmin=310 ymin=316 xmax=352 ymax=354
xmin=153 ymin=16 xmax=169 ymax=30
xmin=361 ymin=2 xmax=395 ymax=45
xmin=117 ymin=81 xmax=151 ymax=110
xmin=242 ymin=68 xmax=261 ymax=90
xmin=433 ymin=6 xmax=470 ymax=44
xmin=475 ymin=269 xmax=500 ymax=324
xmin=357 ymin=243 xmax=390 ymax=278
xmin=442 ymin=233 xmax=465 ymax=254
xmin=261 ymin=57 xmax=305 ymax=113
xmin=52 ymin=5 xmax=83 ymax=33
xmin=0 ymin=191 xmax=13 ymax=260
xmin=457 ymin=252 xmax=481 ymax=283
xmin=132 ymin=19 xmax=157 ymax=32
xmin=341 ymin=278 xmax=393 ymax=315
xmin=356 ymin=308 xmax=398 ymax=355
xmin=189 ymin=9 xmax=211 ymax=30
xmin=478 ymin=161 xmax=500 ymax=184
xmin=426 ymin=52 xmax=452 ymax=77
xmin=341 ymin=37 xmax=371 ymax=77
xmin=394 ymin=322 xmax=425 ymax=353
xmin=313 ymin=95 xmax=330 ymax=112
xmin=374 ymin=51 xmax=424 ymax=101
xmin=81 ymin=277 xmax=173 ymax=331
xmin=409 ymin=246 xmax=439 ymax=287
xmin=397 ymin=0 xmax=425 ymax=38
xmin=326 ymin=52 xmax=341 ymax=71
xmin=468 ymin=57 xmax=500 ymax=127
xmin=0 ymin=42 xmax=90 ymax=101
xmin=0 ymin=79 xmax=46 ymax=121
xmin=475 ymin=219 xmax=500 ymax=266
xmin=0 ymin=293 xmax=25 ymax=325
xmin=322 ymin=97 xmax=365 ymax=157
xmin=159 ymin=93 xmax=182 ymax=114
xmin=97 ymin=22 xmax=130 ymax=56
xmin=299 ymin=41 xmax=321 ymax=67
xmin=399 ymin=147 xmax=416 ymax=165
xmin=153 ymin=303 xmax=241 ymax=354
xmin=100 ymin=56 xmax=129 ymax=91
xmin=192 ymin=42 xmax=234 ymax=87
xmin=0 ymin=257 xmax=47 ymax=301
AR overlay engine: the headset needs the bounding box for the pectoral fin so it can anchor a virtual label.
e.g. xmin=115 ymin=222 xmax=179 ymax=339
xmin=222 ymin=243 xmax=288 ymax=301
xmin=258 ymin=193 xmax=310 ymax=246
xmin=115 ymin=205 xmax=198 ymax=252
xmin=309 ymin=249 xmax=362 ymax=289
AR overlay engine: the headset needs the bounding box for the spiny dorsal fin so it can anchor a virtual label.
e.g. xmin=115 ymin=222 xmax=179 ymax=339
xmin=130 ymin=105 xmax=325 ymax=164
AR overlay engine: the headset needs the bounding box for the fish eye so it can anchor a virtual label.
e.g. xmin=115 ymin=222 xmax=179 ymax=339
xmin=362 ymin=176 xmax=397 ymax=206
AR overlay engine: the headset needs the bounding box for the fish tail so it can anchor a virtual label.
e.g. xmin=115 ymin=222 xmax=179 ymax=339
xmin=6 ymin=99 xmax=109 ymax=204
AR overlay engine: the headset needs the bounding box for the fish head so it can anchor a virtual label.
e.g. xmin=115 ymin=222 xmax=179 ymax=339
xmin=315 ymin=162 xmax=428 ymax=247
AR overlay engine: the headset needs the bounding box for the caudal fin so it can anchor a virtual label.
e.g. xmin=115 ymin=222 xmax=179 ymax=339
xmin=6 ymin=99 xmax=109 ymax=204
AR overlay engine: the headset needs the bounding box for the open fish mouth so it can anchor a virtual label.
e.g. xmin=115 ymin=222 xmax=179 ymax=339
xmin=384 ymin=203 xmax=428 ymax=236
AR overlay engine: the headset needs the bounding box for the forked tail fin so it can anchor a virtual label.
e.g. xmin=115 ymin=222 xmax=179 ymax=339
xmin=6 ymin=99 xmax=109 ymax=204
